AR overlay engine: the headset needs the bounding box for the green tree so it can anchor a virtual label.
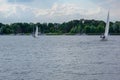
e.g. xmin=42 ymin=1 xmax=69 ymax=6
xmin=70 ymin=26 xmax=78 ymax=33
xmin=84 ymin=26 xmax=91 ymax=33
xmin=77 ymin=25 xmax=82 ymax=33
xmin=1 ymin=25 xmax=14 ymax=34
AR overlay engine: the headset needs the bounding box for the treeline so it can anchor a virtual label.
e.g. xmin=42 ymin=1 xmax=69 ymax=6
xmin=0 ymin=19 xmax=120 ymax=35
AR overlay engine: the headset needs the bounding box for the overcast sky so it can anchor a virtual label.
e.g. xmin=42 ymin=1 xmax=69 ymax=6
xmin=0 ymin=0 xmax=119 ymax=23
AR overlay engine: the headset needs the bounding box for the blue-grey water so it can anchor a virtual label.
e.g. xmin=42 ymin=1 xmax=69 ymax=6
xmin=0 ymin=35 xmax=120 ymax=80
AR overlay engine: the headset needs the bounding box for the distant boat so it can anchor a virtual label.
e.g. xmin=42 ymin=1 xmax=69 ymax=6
xmin=100 ymin=11 xmax=110 ymax=41
xmin=33 ymin=26 xmax=38 ymax=38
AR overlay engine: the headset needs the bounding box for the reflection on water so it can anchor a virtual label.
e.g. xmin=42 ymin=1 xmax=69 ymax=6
xmin=0 ymin=35 xmax=120 ymax=80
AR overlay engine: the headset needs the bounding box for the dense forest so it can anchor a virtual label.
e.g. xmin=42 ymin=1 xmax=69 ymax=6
xmin=0 ymin=19 xmax=120 ymax=35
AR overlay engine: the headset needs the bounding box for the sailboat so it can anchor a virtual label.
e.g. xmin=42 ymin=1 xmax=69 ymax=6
xmin=100 ymin=11 xmax=110 ymax=41
xmin=33 ymin=26 xmax=38 ymax=38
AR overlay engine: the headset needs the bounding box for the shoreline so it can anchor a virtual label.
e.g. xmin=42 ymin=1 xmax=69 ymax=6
xmin=0 ymin=33 xmax=120 ymax=36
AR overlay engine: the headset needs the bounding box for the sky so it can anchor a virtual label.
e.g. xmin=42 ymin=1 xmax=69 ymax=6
xmin=0 ymin=0 xmax=119 ymax=23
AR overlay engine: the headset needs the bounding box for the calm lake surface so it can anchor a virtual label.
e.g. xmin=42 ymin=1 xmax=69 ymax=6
xmin=0 ymin=35 xmax=120 ymax=80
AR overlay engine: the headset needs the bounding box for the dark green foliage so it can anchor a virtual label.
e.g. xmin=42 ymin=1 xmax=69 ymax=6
xmin=1 ymin=25 xmax=14 ymax=34
xmin=0 ymin=19 xmax=120 ymax=35
xmin=84 ymin=25 xmax=91 ymax=33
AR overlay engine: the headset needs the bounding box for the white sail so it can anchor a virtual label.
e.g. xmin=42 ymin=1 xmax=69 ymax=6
xmin=34 ymin=26 xmax=38 ymax=38
xmin=104 ymin=11 xmax=110 ymax=38
xmin=100 ymin=11 xmax=110 ymax=40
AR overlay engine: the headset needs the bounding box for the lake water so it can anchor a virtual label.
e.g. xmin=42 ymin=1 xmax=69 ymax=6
xmin=0 ymin=35 xmax=120 ymax=80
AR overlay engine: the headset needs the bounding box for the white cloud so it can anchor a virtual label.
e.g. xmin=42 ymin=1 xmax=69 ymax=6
xmin=0 ymin=0 xmax=119 ymax=23
xmin=31 ymin=2 xmax=103 ymax=23
xmin=0 ymin=0 xmax=28 ymax=18
xmin=34 ymin=3 xmax=101 ymax=17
